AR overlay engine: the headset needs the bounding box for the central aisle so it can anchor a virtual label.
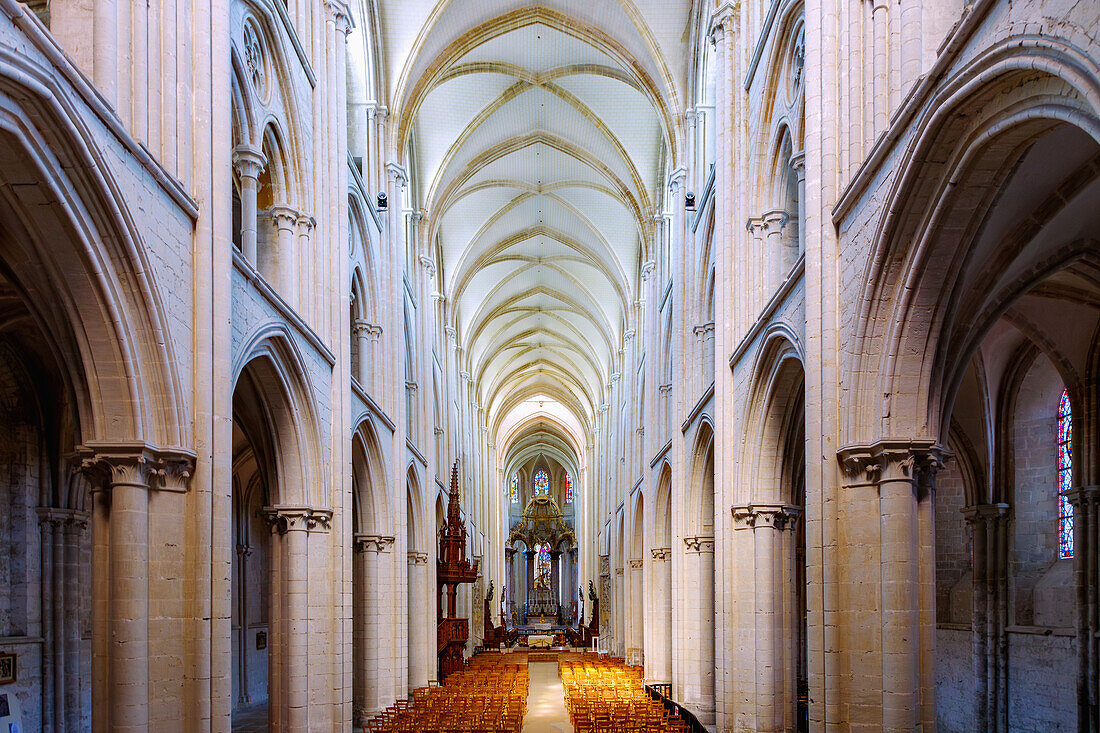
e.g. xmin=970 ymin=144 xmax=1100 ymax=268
xmin=522 ymin=661 xmax=574 ymax=733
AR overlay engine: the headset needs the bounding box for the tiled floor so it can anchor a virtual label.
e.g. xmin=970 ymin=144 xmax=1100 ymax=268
xmin=231 ymin=703 xmax=268 ymax=732
xmin=522 ymin=661 xmax=573 ymax=733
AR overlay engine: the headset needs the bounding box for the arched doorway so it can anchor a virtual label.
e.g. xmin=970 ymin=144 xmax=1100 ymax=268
xmin=230 ymin=340 xmax=325 ymax=731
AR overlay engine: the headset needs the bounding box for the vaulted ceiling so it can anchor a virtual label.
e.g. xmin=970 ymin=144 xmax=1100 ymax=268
xmin=380 ymin=1 xmax=695 ymax=446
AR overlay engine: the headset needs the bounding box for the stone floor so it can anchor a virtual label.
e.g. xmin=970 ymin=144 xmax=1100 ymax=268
xmin=522 ymin=661 xmax=573 ymax=733
xmin=231 ymin=703 xmax=268 ymax=733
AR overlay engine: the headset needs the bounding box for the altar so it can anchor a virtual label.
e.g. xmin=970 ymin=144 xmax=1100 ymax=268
xmin=528 ymin=634 xmax=554 ymax=649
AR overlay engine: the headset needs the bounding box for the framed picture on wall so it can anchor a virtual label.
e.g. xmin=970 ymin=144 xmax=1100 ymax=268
xmin=0 ymin=655 xmax=13 ymax=685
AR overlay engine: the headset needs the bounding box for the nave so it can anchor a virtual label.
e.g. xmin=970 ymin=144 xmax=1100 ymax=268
xmin=363 ymin=652 xmax=702 ymax=733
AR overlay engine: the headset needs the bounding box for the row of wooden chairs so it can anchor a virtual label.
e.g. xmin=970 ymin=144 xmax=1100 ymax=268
xmin=560 ymin=660 xmax=690 ymax=733
xmin=364 ymin=663 xmax=528 ymax=733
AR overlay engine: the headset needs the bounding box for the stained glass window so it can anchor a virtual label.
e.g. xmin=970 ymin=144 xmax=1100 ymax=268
xmin=535 ymin=543 xmax=552 ymax=588
xmin=534 ymin=469 xmax=549 ymax=496
xmin=1059 ymin=389 xmax=1073 ymax=559
xmin=565 ymin=474 xmax=573 ymax=504
xmin=509 ymin=472 xmax=519 ymax=504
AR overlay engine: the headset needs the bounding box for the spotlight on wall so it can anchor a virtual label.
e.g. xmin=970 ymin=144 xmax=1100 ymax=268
xmin=685 ymin=192 xmax=696 ymax=211
xmin=377 ymin=192 xmax=388 ymax=211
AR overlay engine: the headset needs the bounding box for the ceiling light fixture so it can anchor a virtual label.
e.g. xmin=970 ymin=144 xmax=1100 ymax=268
xmin=685 ymin=192 xmax=696 ymax=211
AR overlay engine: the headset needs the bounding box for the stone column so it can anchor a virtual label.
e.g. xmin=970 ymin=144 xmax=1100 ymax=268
xmin=550 ymin=551 xmax=562 ymax=611
xmin=762 ymin=210 xmax=789 ymax=294
xmin=37 ymin=511 xmax=58 ymax=732
xmin=732 ymin=504 xmax=800 ymax=731
xmin=232 ymin=145 xmax=266 ymax=265
xmin=354 ymin=534 xmax=394 ymax=725
xmin=649 ymin=548 xmax=672 ymax=683
xmin=871 ymin=0 xmax=890 ymax=135
xmin=746 ymin=218 xmax=766 ymax=323
xmin=407 ymin=551 xmax=430 ymax=690
xmin=263 ymin=506 xmax=332 ymax=730
xmin=1065 ymin=486 xmax=1100 ymax=730
xmin=839 ymin=441 xmax=944 ymax=732
xmin=100 ymin=455 xmax=153 ymax=732
xmin=270 ymin=204 xmax=299 ymax=306
xmin=627 ymin=558 xmax=644 ymax=665
xmin=63 ymin=513 xmax=88 ymax=731
xmin=789 ymin=152 xmax=807 ymax=259
xmin=352 ymin=319 xmax=370 ymax=386
xmin=615 ymin=565 xmax=625 ymax=657
xmin=683 ymin=535 xmax=716 ymax=723
xmin=80 ymin=448 xmax=194 ymax=733
xmin=295 ymin=215 xmax=315 ymax=323
xmin=525 ymin=550 xmax=536 ymax=609
xmin=963 ymin=503 xmax=1009 ymax=733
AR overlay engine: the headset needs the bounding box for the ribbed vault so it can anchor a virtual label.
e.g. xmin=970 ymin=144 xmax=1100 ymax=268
xmin=394 ymin=2 xmax=685 ymax=440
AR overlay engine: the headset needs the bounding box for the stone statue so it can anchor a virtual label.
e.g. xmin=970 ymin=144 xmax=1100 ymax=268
xmin=588 ymin=580 xmax=597 ymax=602
xmin=486 ymin=580 xmax=494 ymax=603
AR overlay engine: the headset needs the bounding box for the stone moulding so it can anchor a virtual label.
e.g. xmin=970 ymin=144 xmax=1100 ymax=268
xmin=837 ymin=439 xmax=950 ymax=494
xmin=731 ymin=503 xmax=801 ymax=530
xmin=353 ymin=533 xmax=395 ymax=553
xmin=76 ymin=442 xmax=197 ymax=493
xmin=261 ymin=504 xmax=334 ymax=533
xmin=683 ymin=535 xmax=714 ymax=553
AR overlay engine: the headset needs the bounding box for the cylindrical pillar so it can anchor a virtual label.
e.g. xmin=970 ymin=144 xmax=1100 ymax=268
xmin=790 ymin=152 xmax=807 ymax=258
xmin=64 ymin=516 xmax=87 ymax=731
xmin=39 ymin=514 xmax=56 ymax=732
xmin=106 ymin=462 xmax=153 ymax=733
xmin=232 ymin=146 xmax=266 ymax=265
xmin=90 ymin=487 xmax=110 ymax=732
xmin=871 ymin=0 xmax=890 ymax=136
xmin=550 ymin=551 xmax=562 ymax=611
xmin=51 ymin=515 xmax=66 ymax=730
xmin=353 ymin=319 xmax=371 ymax=386
xmin=271 ymin=205 xmax=299 ymax=306
xmin=762 ymin=210 xmax=788 ymax=294
xmin=353 ymin=541 xmax=370 ymax=726
xmin=282 ymin=522 xmax=309 ymax=731
xmin=295 ymin=215 xmax=315 ymax=324
xmin=879 ymin=456 xmax=920 ymax=732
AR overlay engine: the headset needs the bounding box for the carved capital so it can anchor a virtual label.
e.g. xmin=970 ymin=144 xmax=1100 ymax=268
xmin=640 ymin=260 xmax=656 ymax=281
xmin=709 ymin=1 xmax=739 ymax=45
xmin=684 ymin=535 xmax=714 ymax=553
xmin=667 ymin=166 xmax=687 ymax=191
xmin=270 ymin=204 xmax=299 ymax=231
xmin=232 ymin=144 xmax=266 ymax=180
xmin=354 ymin=533 xmax=395 ymax=553
xmin=961 ymin=503 xmax=1010 ymax=526
xmin=407 ymin=551 xmax=429 ymax=566
xmin=1062 ymin=485 xmax=1100 ymax=507
xmin=77 ymin=443 xmax=196 ymax=493
xmin=762 ymin=209 xmax=790 ymax=233
xmin=40 ymin=504 xmax=90 ymax=534
xmin=746 ymin=216 xmax=767 ymax=236
xmin=325 ymin=0 xmax=352 ymax=34
xmin=615 ymin=566 xmax=625 ymax=575
xmin=650 ymin=546 xmax=672 ymax=561
xmin=419 ymin=255 xmax=436 ymax=278
xmin=693 ymin=322 xmax=715 ymax=338
xmin=262 ymin=505 xmax=333 ymax=533
xmin=628 ymin=558 xmax=643 ymax=570
xmin=386 ymin=162 xmax=409 ymax=188
xmin=732 ymin=503 xmax=801 ymax=531
xmin=789 ymin=151 xmax=806 ymax=175
xmin=296 ymin=214 xmax=315 ymax=235
xmin=837 ymin=439 xmax=949 ymax=496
